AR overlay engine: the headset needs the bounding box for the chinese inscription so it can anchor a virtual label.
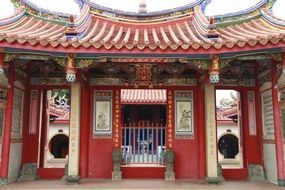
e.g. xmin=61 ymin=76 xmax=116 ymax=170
xmin=262 ymin=91 xmax=275 ymax=139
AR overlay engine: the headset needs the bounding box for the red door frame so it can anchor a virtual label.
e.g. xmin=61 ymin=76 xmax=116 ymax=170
xmin=215 ymin=85 xmax=262 ymax=179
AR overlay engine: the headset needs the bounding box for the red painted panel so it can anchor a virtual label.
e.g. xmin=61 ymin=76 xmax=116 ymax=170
xmin=169 ymin=87 xmax=200 ymax=179
xmin=122 ymin=166 xmax=164 ymax=178
xmin=88 ymin=88 xmax=116 ymax=178
xmin=240 ymin=88 xmax=262 ymax=165
xmin=87 ymin=86 xmax=201 ymax=179
xmin=173 ymin=140 xmax=199 ymax=179
xmin=222 ymin=169 xmax=248 ymax=180
xmin=88 ymin=139 xmax=114 ymax=178
xmin=22 ymin=89 xmax=41 ymax=164
xmin=38 ymin=168 xmax=64 ymax=179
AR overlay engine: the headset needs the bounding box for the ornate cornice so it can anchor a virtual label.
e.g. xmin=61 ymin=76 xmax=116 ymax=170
xmin=53 ymin=56 xmax=106 ymax=69
xmin=4 ymin=54 xmax=16 ymax=62
xmin=179 ymin=57 xmax=233 ymax=70
xmin=213 ymin=0 xmax=267 ymax=26
xmin=25 ymin=7 xmax=69 ymax=25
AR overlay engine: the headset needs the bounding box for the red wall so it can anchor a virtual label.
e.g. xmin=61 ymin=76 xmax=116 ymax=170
xmin=168 ymin=87 xmax=201 ymax=179
xmin=88 ymin=87 xmax=116 ymax=178
xmin=22 ymin=88 xmax=39 ymax=164
xmin=87 ymin=86 xmax=203 ymax=179
xmin=21 ymin=82 xmax=263 ymax=180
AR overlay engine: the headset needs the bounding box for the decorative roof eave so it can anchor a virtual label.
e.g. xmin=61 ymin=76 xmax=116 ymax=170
xmin=261 ymin=9 xmax=285 ymax=27
xmin=74 ymin=4 xmax=90 ymax=27
xmin=25 ymin=11 xmax=68 ymax=26
xmin=211 ymin=0 xmax=267 ymax=21
xmin=1 ymin=12 xmax=285 ymax=55
xmin=264 ymin=0 xmax=278 ymax=10
xmin=86 ymin=0 xmax=205 ymax=17
xmin=194 ymin=6 xmax=209 ymax=29
xmin=209 ymin=0 xmax=279 ymax=27
xmin=0 ymin=35 xmax=285 ymax=54
xmin=11 ymin=0 xmax=90 ymax=26
xmin=213 ymin=11 xmax=261 ymax=28
xmin=22 ymin=0 xmax=70 ymax=18
xmin=0 ymin=6 xmax=26 ymax=26
xmin=10 ymin=0 xmax=22 ymax=8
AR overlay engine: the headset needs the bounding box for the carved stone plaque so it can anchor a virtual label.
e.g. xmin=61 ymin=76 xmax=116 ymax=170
xmin=261 ymin=90 xmax=275 ymax=139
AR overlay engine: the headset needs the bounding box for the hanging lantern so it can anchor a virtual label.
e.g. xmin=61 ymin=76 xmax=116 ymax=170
xmin=209 ymin=54 xmax=220 ymax=84
xmin=66 ymin=54 xmax=77 ymax=82
xmin=0 ymin=53 xmax=4 ymax=74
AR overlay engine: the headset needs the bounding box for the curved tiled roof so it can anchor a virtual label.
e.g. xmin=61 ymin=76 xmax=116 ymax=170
xmin=0 ymin=0 xmax=284 ymax=54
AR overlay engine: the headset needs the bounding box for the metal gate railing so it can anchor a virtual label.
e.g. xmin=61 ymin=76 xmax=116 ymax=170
xmin=122 ymin=122 xmax=165 ymax=165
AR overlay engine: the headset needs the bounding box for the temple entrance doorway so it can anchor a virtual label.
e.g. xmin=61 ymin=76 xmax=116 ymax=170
xmin=121 ymin=89 xmax=166 ymax=165
xmin=215 ymin=89 xmax=244 ymax=169
xmin=37 ymin=89 xmax=70 ymax=169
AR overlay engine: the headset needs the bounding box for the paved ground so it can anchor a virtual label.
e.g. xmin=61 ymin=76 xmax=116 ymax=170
xmin=0 ymin=179 xmax=283 ymax=190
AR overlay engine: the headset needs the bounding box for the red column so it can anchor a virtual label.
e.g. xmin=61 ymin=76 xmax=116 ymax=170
xmin=80 ymin=82 xmax=89 ymax=178
xmin=254 ymin=62 xmax=264 ymax=166
xmin=272 ymin=59 xmax=285 ymax=185
xmin=197 ymin=75 xmax=206 ymax=179
xmin=0 ymin=60 xmax=14 ymax=181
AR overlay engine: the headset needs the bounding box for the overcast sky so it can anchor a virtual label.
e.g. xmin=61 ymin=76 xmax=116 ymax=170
xmin=0 ymin=0 xmax=285 ymax=20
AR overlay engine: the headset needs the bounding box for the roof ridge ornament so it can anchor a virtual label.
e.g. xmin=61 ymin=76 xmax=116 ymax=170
xmin=66 ymin=15 xmax=79 ymax=38
xmin=207 ymin=16 xmax=219 ymax=40
xmin=138 ymin=0 xmax=148 ymax=14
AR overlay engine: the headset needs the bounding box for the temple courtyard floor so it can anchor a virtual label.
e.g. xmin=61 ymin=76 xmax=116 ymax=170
xmin=0 ymin=179 xmax=283 ymax=190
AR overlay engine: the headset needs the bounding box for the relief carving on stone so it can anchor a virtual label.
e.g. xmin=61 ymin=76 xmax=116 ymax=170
xmin=12 ymin=88 xmax=24 ymax=139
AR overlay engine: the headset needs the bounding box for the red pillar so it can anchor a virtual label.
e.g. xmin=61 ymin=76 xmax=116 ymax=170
xmin=254 ymin=62 xmax=264 ymax=166
xmin=197 ymin=74 xmax=206 ymax=179
xmin=79 ymin=82 xmax=89 ymax=178
xmin=272 ymin=59 xmax=285 ymax=185
xmin=0 ymin=60 xmax=14 ymax=182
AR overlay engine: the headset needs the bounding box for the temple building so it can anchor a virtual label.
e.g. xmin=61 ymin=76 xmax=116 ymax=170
xmin=1 ymin=0 xmax=285 ymax=186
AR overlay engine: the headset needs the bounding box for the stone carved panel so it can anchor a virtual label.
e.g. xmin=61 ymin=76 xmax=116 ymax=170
xmin=261 ymin=90 xmax=275 ymax=139
xmin=90 ymin=78 xmax=123 ymax=86
xmin=30 ymin=77 xmax=67 ymax=86
xmin=220 ymin=61 xmax=255 ymax=86
xmin=248 ymin=91 xmax=257 ymax=136
xmin=93 ymin=90 xmax=113 ymax=138
xmin=165 ymin=78 xmax=196 ymax=86
xmin=174 ymin=91 xmax=194 ymax=139
xmin=12 ymin=88 xmax=24 ymax=139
